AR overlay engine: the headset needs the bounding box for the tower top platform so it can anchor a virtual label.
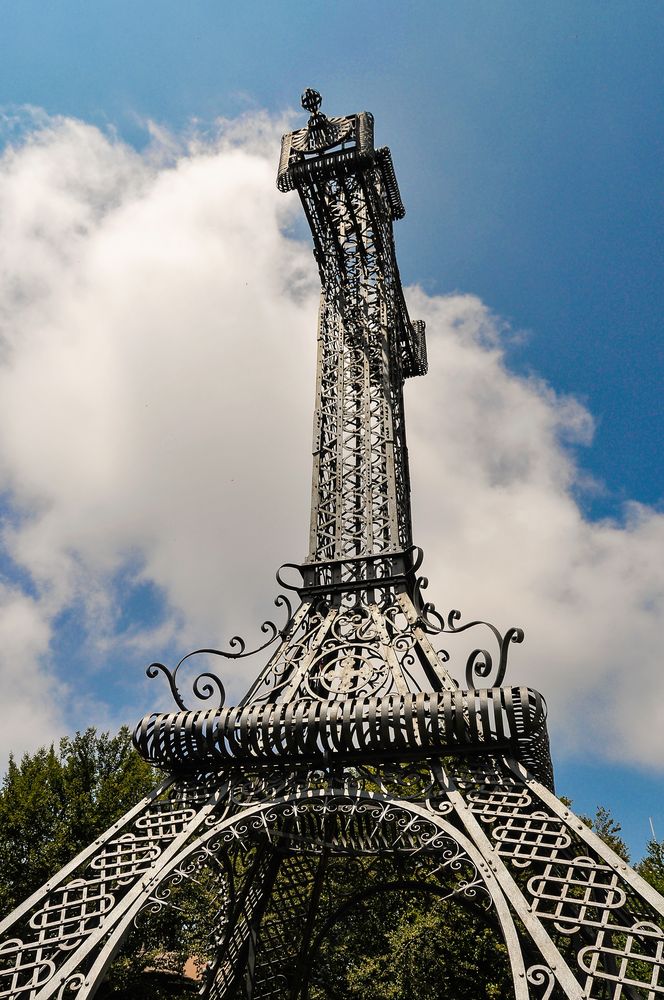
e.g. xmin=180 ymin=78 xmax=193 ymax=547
xmin=277 ymin=89 xmax=405 ymax=221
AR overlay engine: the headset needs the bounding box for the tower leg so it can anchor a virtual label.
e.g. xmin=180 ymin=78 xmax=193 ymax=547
xmin=0 ymin=775 xmax=230 ymax=999
xmin=440 ymin=757 xmax=664 ymax=999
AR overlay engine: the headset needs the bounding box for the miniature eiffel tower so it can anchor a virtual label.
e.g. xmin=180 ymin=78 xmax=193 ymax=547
xmin=1 ymin=89 xmax=663 ymax=1000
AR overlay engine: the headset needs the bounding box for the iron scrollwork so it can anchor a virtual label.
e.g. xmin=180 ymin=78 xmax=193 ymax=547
xmin=526 ymin=965 xmax=556 ymax=1000
xmin=146 ymin=594 xmax=294 ymax=711
xmin=413 ymin=568 xmax=524 ymax=687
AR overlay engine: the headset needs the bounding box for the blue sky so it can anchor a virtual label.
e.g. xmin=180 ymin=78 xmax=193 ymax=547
xmin=0 ymin=1 xmax=662 ymax=858
xmin=2 ymin=1 xmax=661 ymax=512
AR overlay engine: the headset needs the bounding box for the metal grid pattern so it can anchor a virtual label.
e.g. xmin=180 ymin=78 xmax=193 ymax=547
xmin=445 ymin=757 xmax=664 ymax=998
xmin=0 ymin=777 xmax=223 ymax=999
xmin=295 ymin=109 xmax=424 ymax=566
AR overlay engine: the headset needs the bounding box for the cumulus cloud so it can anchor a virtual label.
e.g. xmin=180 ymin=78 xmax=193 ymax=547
xmin=0 ymin=110 xmax=661 ymax=768
xmin=0 ymin=110 xmax=318 ymax=756
xmin=0 ymin=582 xmax=62 ymax=760
xmin=406 ymin=291 xmax=664 ymax=763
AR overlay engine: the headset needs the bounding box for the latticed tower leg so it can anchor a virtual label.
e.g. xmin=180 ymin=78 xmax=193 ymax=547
xmin=444 ymin=758 xmax=664 ymax=999
xmin=0 ymin=775 xmax=229 ymax=997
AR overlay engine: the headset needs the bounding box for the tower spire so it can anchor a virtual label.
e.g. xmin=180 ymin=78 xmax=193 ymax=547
xmin=280 ymin=89 xmax=426 ymax=574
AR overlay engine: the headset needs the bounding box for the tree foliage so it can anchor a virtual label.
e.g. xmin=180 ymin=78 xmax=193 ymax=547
xmin=309 ymin=887 xmax=511 ymax=999
xmin=637 ymin=838 xmax=664 ymax=897
xmin=0 ymin=727 xmax=156 ymax=914
xmin=560 ymin=796 xmax=631 ymax=862
xmin=582 ymin=805 xmax=631 ymax=862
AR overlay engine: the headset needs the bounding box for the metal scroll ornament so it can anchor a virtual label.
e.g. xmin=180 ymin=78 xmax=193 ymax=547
xmin=146 ymin=594 xmax=293 ymax=711
xmin=412 ymin=566 xmax=524 ymax=688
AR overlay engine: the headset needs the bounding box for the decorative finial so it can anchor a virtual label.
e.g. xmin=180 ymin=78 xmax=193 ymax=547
xmin=301 ymin=89 xmax=322 ymax=115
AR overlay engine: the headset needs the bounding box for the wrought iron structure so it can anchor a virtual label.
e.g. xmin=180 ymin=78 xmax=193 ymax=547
xmin=1 ymin=89 xmax=663 ymax=999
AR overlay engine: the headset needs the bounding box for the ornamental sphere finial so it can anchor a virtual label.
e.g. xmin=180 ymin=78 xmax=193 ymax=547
xmin=301 ymin=88 xmax=322 ymax=115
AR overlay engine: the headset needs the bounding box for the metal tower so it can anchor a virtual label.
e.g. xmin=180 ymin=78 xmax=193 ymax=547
xmin=1 ymin=90 xmax=663 ymax=1000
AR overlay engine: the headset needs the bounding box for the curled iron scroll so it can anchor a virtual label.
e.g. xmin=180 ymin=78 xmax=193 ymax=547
xmin=446 ymin=611 xmax=525 ymax=689
xmin=146 ymin=593 xmax=294 ymax=712
xmin=410 ymin=557 xmax=446 ymax=633
xmin=526 ymin=965 xmax=555 ymax=1000
xmin=413 ymin=574 xmax=524 ymax=688
xmin=275 ymin=563 xmax=305 ymax=592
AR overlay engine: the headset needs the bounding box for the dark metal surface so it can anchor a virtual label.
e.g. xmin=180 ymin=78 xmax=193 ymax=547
xmin=134 ymin=686 xmax=552 ymax=786
xmin=1 ymin=88 xmax=662 ymax=1000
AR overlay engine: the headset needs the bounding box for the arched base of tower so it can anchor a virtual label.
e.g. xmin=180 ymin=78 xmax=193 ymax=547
xmin=2 ymin=758 xmax=662 ymax=999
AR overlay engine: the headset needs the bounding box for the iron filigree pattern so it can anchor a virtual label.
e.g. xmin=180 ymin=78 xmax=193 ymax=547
xmin=229 ymin=593 xmax=443 ymax=705
xmin=190 ymin=588 xmax=527 ymax=710
xmin=146 ymin=593 xmax=294 ymax=711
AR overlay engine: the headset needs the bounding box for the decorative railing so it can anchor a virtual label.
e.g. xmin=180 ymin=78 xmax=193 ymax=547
xmin=133 ymin=686 xmax=552 ymax=788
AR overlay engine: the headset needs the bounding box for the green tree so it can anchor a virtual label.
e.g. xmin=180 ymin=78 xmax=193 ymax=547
xmin=561 ymin=797 xmax=630 ymax=862
xmin=584 ymin=804 xmax=631 ymax=862
xmin=638 ymin=839 xmax=664 ymax=897
xmin=0 ymin=726 xmax=156 ymax=913
xmin=310 ymin=887 xmax=511 ymax=1000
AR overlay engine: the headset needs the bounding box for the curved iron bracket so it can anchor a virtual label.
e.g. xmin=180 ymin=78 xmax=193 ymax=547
xmin=413 ymin=573 xmax=524 ymax=688
xmin=146 ymin=593 xmax=294 ymax=712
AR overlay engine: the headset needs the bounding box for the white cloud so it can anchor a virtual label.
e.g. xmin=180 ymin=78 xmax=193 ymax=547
xmin=406 ymin=291 xmax=664 ymax=764
xmin=0 ymin=582 xmax=63 ymax=761
xmin=0 ymin=111 xmax=661 ymax=769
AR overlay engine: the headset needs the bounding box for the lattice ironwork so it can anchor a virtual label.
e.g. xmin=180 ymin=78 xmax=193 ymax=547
xmin=1 ymin=88 xmax=663 ymax=1000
